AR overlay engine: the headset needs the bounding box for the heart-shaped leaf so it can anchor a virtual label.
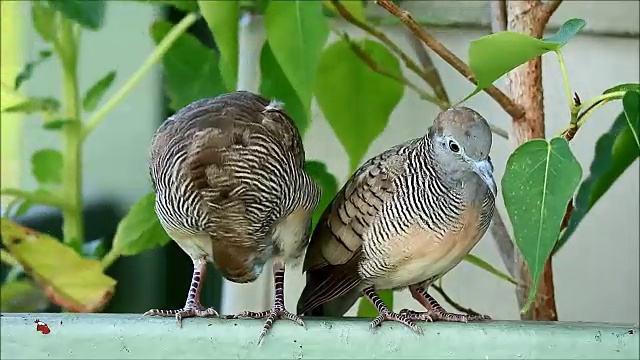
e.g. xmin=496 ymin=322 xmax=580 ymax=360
xmin=111 ymin=192 xmax=170 ymax=257
xmin=150 ymin=20 xmax=226 ymax=111
xmin=502 ymin=138 xmax=582 ymax=312
xmin=199 ymin=0 xmax=239 ymax=91
xmin=557 ymin=112 xmax=640 ymax=252
xmin=259 ymin=42 xmax=309 ymax=137
xmin=315 ymin=38 xmax=404 ymax=171
xmin=1 ymin=219 xmax=117 ymax=312
xmin=31 ymin=149 xmax=63 ymax=185
xmin=47 ymin=0 xmax=106 ymax=30
xmin=463 ymin=18 xmax=586 ymax=101
xmin=82 ymin=70 xmax=116 ymax=112
xmin=265 ymin=0 xmax=329 ymax=116
xmin=303 ymin=160 xmax=338 ymax=228
xmin=622 ymin=90 xmax=640 ymax=149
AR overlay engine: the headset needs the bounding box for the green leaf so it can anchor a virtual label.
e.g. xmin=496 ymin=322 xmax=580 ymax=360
xmin=134 ymin=0 xmax=199 ymax=12
xmin=43 ymin=118 xmax=74 ymax=130
xmin=357 ymin=289 xmax=393 ymax=317
xmin=502 ymin=138 xmax=582 ymax=313
xmin=557 ymin=112 xmax=640 ymax=252
xmin=622 ymin=90 xmax=640 ymax=149
xmin=463 ymin=253 xmax=518 ymax=285
xmin=150 ymin=20 xmax=226 ymax=111
xmin=199 ymin=0 xmax=239 ymax=91
xmin=31 ymin=149 xmax=63 ymax=185
xmin=323 ymin=0 xmax=366 ymax=23
xmin=1 ymin=219 xmax=117 ymax=312
xmin=31 ymin=2 xmax=59 ymax=43
xmin=2 ymin=97 xmax=59 ymax=115
xmin=316 ymin=39 xmax=404 ymax=171
xmin=303 ymin=160 xmax=338 ymax=228
xmin=603 ymin=83 xmax=640 ymax=95
xmin=14 ymin=50 xmax=53 ymax=90
xmin=47 ymin=0 xmax=106 ymax=30
xmin=111 ymin=192 xmax=170 ymax=257
xmin=82 ymin=70 xmax=116 ymax=112
xmin=463 ymin=18 xmax=586 ymax=101
xmin=265 ymin=0 xmax=329 ymax=115
xmin=259 ymin=42 xmax=309 ymax=136
xmin=1 ymin=279 xmax=49 ymax=313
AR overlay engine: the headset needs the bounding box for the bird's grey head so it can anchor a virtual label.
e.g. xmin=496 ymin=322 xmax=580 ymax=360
xmin=427 ymin=107 xmax=497 ymax=198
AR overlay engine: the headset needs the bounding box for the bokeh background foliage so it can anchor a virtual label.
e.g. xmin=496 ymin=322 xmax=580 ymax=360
xmin=1 ymin=0 xmax=638 ymax=319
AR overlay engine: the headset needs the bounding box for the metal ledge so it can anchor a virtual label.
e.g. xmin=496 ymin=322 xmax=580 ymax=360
xmin=1 ymin=313 xmax=638 ymax=359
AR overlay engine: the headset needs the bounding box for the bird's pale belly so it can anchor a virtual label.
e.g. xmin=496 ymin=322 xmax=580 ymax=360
xmin=374 ymin=214 xmax=483 ymax=290
xmin=165 ymin=228 xmax=214 ymax=261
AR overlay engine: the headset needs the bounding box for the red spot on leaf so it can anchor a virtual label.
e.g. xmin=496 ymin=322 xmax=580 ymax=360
xmin=34 ymin=319 xmax=51 ymax=335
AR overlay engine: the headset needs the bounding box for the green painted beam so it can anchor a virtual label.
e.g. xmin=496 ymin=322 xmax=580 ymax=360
xmin=1 ymin=313 xmax=638 ymax=359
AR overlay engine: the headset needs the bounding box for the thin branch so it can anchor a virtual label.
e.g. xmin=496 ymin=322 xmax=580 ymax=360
xmin=374 ymin=0 xmax=525 ymax=120
xmin=330 ymin=0 xmax=448 ymax=108
xmin=543 ymin=0 xmax=564 ymax=21
xmin=432 ymin=284 xmax=480 ymax=316
xmin=490 ymin=0 xmax=507 ymax=32
xmin=489 ymin=210 xmax=520 ymax=280
xmin=336 ymin=31 xmax=441 ymax=104
xmin=403 ymin=29 xmax=450 ymax=108
xmin=0 ymin=188 xmax=68 ymax=209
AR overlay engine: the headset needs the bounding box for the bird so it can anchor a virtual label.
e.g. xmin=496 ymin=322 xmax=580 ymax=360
xmin=296 ymin=107 xmax=497 ymax=333
xmin=145 ymin=90 xmax=321 ymax=344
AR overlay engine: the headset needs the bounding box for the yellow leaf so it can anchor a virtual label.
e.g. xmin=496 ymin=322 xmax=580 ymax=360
xmin=1 ymin=218 xmax=117 ymax=312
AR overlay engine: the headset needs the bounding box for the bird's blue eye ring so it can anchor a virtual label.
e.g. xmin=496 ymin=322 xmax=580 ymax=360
xmin=448 ymin=140 xmax=460 ymax=153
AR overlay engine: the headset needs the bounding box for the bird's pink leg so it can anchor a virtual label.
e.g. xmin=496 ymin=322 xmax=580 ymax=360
xmin=229 ymin=261 xmax=304 ymax=345
xmin=144 ymin=258 xmax=219 ymax=327
xmin=362 ymin=286 xmax=423 ymax=334
xmin=400 ymin=285 xmax=490 ymax=323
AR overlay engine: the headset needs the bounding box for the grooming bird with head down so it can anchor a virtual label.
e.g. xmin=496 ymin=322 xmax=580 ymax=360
xmin=146 ymin=91 xmax=320 ymax=343
xmin=296 ymin=107 xmax=496 ymax=332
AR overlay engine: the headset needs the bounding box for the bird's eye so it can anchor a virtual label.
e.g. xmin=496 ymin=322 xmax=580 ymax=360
xmin=448 ymin=140 xmax=460 ymax=153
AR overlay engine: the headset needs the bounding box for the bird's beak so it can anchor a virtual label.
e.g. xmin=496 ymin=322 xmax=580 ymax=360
xmin=473 ymin=158 xmax=497 ymax=198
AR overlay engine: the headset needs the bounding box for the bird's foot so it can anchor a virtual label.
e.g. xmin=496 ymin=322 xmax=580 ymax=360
xmin=143 ymin=304 xmax=219 ymax=328
xmin=400 ymin=308 xmax=490 ymax=323
xmin=369 ymin=309 xmax=423 ymax=334
xmin=229 ymin=304 xmax=305 ymax=345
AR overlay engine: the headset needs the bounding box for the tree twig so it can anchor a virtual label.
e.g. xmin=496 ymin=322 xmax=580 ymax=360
xmin=330 ymin=0 xmax=447 ymax=109
xmin=432 ymin=283 xmax=480 ymax=316
xmin=403 ymin=29 xmax=450 ymax=108
xmin=336 ymin=31 xmax=440 ymax=104
xmin=490 ymin=0 xmax=507 ymax=32
xmin=543 ymin=0 xmax=564 ymax=21
xmin=374 ymin=0 xmax=525 ymax=120
xmin=489 ymin=209 xmax=521 ymax=280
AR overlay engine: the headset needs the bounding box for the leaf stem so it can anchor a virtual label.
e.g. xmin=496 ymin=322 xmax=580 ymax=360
xmin=58 ymin=18 xmax=84 ymax=253
xmin=554 ymin=50 xmax=577 ymax=124
xmin=431 ymin=283 xmax=481 ymax=316
xmin=82 ymin=12 xmax=199 ymax=140
xmin=100 ymin=248 xmax=120 ymax=270
xmin=555 ymin=91 xmax=626 ymax=139
xmin=0 ymin=188 xmax=68 ymax=209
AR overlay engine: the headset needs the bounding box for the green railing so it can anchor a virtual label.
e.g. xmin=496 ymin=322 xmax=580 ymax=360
xmin=1 ymin=313 xmax=638 ymax=359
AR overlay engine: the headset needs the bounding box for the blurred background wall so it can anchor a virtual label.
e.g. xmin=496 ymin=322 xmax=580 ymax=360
xmin=2 ymin=1 xmax=638 ymax=323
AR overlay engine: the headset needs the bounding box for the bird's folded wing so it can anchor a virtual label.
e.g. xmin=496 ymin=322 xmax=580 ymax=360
xmin=298 ymin=151 xmax=406 ymax=313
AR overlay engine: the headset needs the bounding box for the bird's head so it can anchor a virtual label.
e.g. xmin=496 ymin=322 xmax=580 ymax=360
xmin=427 ymin=107 xmax=497 ymax=198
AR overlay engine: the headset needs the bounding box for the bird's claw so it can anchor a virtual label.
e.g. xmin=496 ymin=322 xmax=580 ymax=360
xmin=143 ymin=305 xmax=219 ymax=328
xmin=369 ymin=309 xmax=423 ymax=335
xmin=400 ymin=308 xmax=490 ymax=323
xmin=231 ymin=305 xmax=305 ymax=345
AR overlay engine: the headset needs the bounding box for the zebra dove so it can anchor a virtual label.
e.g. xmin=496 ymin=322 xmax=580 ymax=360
xmin=296 ymin=107 xmax=496 ymax=333
xmin=146 ymin=91 xmax=321 ymax=344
